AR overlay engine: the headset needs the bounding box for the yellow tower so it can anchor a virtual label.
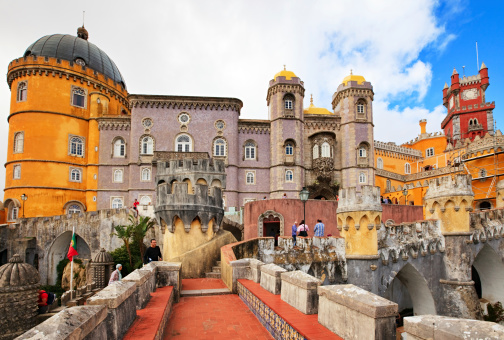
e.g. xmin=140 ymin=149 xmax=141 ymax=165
xmin=3 ymin=27 xmax=129 ymax=220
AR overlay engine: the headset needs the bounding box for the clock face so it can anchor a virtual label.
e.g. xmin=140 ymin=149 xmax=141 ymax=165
xmin=462 ymin=88 xmax=479 ymax=100
xmin=449 ymin=96 xmax=454 ymax=109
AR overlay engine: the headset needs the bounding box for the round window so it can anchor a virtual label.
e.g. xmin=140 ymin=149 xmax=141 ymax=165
xmin=75 ymin=58 xmax=86 ymax=66
xmin=179 ymin=113 xmax=190 ymax=124
xmin=142 ymin=118 xmax=153 ymax=129
xmin=215 ymin=120 xmax=225 ymax=130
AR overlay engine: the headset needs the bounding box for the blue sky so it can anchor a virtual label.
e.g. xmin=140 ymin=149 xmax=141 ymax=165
xmin=0 ymin=0 xmax=503 ymax=195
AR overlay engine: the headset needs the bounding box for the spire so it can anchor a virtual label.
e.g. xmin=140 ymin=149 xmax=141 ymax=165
xmin=444 ymin=82 xmax=448 ymax=89
xmin=310 ymin=94 xmax=313 ymax=105
xmin=350 ymin=69 xmax=353 ymax=75
xmin=452 ymin=68 xmax=458 ymax=75
xmin=480 ymin=61 xmax=487 ymax=70
xmin=283 ymin=65 xmax=286 ymax=71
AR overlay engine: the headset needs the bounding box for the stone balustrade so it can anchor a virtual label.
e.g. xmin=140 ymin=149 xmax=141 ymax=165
xmin=260 ymin=263 xmax=287 ymax=295
xmin=280 ymin=270 xmax=321 ymax=314
xmin=403 ymin=315 xmax=504 ymax=339
xmin=318 ymin=284 xmax=398 ymax=339
xmin=122 ymin=268 xmax=156 ymax=309
xmin=152 ymin=262 xmax=182 ymax=302
xmin=249 ymin=258 xmax=264 ymax=283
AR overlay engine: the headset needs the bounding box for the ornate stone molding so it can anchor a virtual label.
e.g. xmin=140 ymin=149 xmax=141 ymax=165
xmin=238 ymin=120 xmax=271 ymax=134
xmin=465 ymin=131 xmax=504 ymax=158
xmin=375 ymin=169 xmax=406 ymax=181
xmin=405 ymin=165 xmax=464 ymax=181
xmin=152 ymin=151 xmax=209 ymax=163
xmin=305 ymin=121 xmax=339 ymax=131
xmin=332 ymin=87 xmax=374 ymax=108
xmin=374 ymin=140 xmax=422 ymax=157
xmin=313 ymin=157 xmax=335 ymax=179
xmin=266 ymin=84 xmax=305 ymax=104
xmin=97 ymin=117 xmax=131 ymax=131
xmin=129 ymin=95 xmax=243 ymax=113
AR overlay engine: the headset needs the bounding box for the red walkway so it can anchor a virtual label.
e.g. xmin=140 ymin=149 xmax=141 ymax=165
xmin=181 ymin=278 xmax=227 ymax=290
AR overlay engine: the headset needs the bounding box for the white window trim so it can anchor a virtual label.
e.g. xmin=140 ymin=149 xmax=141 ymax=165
xmin=17 ymin=81 xmax=28 ymax=103
xmin=377 ymin=157 xmax=383 ymax=169
xmin=141 ymin=167 xmax=152 ymax=182
xmin=285 ymin=169 xmax=294 ymax=182
xmin=140 ymin=136 xmax=154 ymax=155
xmin=69 ymin=167 xmax=83 ymax=183
xmin=244 ymin=142 xmax=257 ymax=160
xmin=175 ymin=134 xmax=193 ymax=152
xmin=113 ymin=137 xmax=126 ymax=158
xmin=321 ymin=142 xmax=331 ymax=158
xmin=245 ymin=170 xmax=256 ymax=185
xmin=70 ymin=85 xmax=88 ymax=109
xmin=359 ymin=172 xmax=367 ymax=183
xmin=68 ymin=134 xmax=86 ymax=157
xmin=110 ymin=196 xmax=124 ymax=209
xmin=139 ymin=195 xmax=153 ymax=206
xmin=8 ymin=206 xmax=19 ymax=221
xmin=405 ymin=163 xmax=411 ymax=174
xmin=113 ymin=168 xmax=124 ymax=183
xmin=426 ymin=147 xmax=434 ymax=157
xmin=13 ymin=164 xmax=21 ymax=180
xmin=285 ymin=143 xmax=294 ymax=155
xmin=13 ymin=131 xmax=24 ymax=154
xmin=67 ymin=204 xmax=82 ymax=214
xmin=359 ymin=147 xmax=367 ymax=158
xmin=213 ymin=138 xmax=227 ymax=157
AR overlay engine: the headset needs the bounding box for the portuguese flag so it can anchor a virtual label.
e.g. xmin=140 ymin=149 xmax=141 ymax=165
xmin=67 ymin=233 xmax=79 ymax=261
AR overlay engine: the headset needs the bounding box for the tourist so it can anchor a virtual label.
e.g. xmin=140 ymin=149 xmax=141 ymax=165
xmin=263 ymin=196 xmax=267 ymax=200
xmin=109 ymin=264 xmax=122 ymax=285
xmin=380 ymin=195 xmax=384 ymax=203
xmin=292 ymin=221 xmax=298 ymax=246
xmin=282 ymin=193 xmax=287 ymax=199
xmin=143 ymin=239 xmax=163 ymax=264
xmin=314 ymin=219 xmax=325 ymax=237
xmin=37 ymin=289 xmax=55 ymax=314
xmin=297 ymin=220 xmax=309 ymax=237
xmin=133 ymin=198 xmax=139 ymax=216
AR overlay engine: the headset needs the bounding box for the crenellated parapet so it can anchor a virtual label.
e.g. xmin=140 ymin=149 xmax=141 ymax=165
xmin=424 ymin=174 xmax=474 ymax=234
xmin=378 ymin=220 xmax=445 ymax=265
xmin=156 ymin=158 xmax=226 ymax=189
xmin=469 ymin=208 xmax=504 ymax=244
xmin=337 ymin=185 xmax=382 ymax=213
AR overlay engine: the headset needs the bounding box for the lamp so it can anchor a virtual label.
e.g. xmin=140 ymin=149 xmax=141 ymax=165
xmin=402 ymin=187 xmax=408 ymax=205
xmin=299 ymin=187 xmax=310 ymax=227
xmin=21 ymin=193 xmax=28 ymax=218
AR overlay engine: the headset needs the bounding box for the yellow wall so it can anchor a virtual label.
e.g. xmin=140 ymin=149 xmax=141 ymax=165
xmin=163 ymin=217 xmax=216 ymax=260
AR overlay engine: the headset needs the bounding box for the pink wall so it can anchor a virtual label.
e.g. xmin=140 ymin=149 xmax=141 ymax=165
xmin=244 ymin=199 xmax=424 ymax=240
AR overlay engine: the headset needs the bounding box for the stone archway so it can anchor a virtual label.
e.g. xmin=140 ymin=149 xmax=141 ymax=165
xmin=472 ymin=244 xmax=504 ymax=303
xmin=384 ymin=263 xmax=436 ymax=316
xmin=47 ymin=231 xmax=91 ymax=285
xmin=258 ymin=210 xmax=284 ymax=237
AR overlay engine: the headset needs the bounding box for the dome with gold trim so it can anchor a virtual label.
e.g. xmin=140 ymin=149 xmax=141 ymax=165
xmin=274 ymin=66 xmax=297 ymax=80
xmin=303 ymin=95 xmax=333 ymax=115
xmin=342 ymin=70 xmax=366 ymax=86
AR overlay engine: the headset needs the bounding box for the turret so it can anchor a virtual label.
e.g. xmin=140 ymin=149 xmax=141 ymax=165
xmin=479 ymin=62 xmax=489 ymax=91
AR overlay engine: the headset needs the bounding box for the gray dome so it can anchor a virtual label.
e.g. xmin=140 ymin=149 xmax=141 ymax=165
xmin=0 ymin=254 xmax=40 ymax=288
xmin=24 ymin=30 xmax=126 ymax=89
xmin=93 ymin=248 xmax=114 ymax=263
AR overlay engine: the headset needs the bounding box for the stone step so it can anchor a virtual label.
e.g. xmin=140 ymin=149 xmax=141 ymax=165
xmin=212 ymin=266 xmax=221 ymax=273
xmin=205 ymin=272 xmax=221 ymax=279
xmin=216 ymin=261 xmax=221 ymax=266
xmin=181 ymin=288 xmax=231 ymax=297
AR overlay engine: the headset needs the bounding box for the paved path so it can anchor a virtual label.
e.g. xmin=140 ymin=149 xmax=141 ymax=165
xmin=164 ymin=279 xmax=273 ymax=340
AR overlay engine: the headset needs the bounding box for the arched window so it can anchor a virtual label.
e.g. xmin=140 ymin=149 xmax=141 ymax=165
xmin=13 ymin=165 xmax=21 ymax=179
xmin=176 ymin=134 xmax=192 ymax=152
xmin=285 ymin=170 xmax=293 ymax=182
xmin=285 ymin=143 xmax=293 ymax=155
xmin=479 ymin=169 xmax=487 ymax=178
xmin=246 ymin=172 xmax=255 ymax=184
xmin=67 ymin=204 xmax=81 ymax=214
xmin=141 ymin=168 xmax=151 ymax=181
xmin=14 ymin=132 xmax=24 ymax=153
xmin=359 ymin=172 xmax=367 ymax=183
xmin=474 ymin=118 xmax=479 ymax=125
xmin=140 ymin=196 xmax=152 ymax=206
xmin=359 ymin=147 xmax=366 ymax=158
xmin=17 ymin=82 xmax=27 ymax=102
xmin=113 ymin=138 xmax=125 ymax=157
xmin=214 ymin=138 xmax=226 ymax=157
xmin=357 ymin=103 xmax=364 ymax=114
xmin=111 ymin=197 xmax=123 ymax=209
xmin=70 ymin=168 xmax=82 ymax=182
xmin=313 ymin=145 xmax=319 ymax=159
xmin=321 ymin=142 xmax=330 ymax=157
xmin=245 ymin=141 xmax=256 ymax=160
xmin=9 ymin=205 xmax=19 ymax=221
xmin=386 ymin=179 xmax=391 ymax=191
xmin=377 ymin=157 xmax=383 ymax=169
xmin=71 ymin=87 xmax=86 ymax=108
xmin=141 ymin=136 xmax=154 ymax=155
xmin=113 ymin=169 xmax=123 ymax=183
xmin=405 ymin=163 xmax=411 ymax=174
xmin=469 ymin=119 xmax=473 ymax=126
xmin=69 ymin=136 xmax=84 ymax=156
xmin=284 ymin=94 xmax=294 ymax=109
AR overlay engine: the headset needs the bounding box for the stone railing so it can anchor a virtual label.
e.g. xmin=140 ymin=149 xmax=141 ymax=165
xmin=469 ymin=207 xmax=504 ymax=244
xmin=465 ymin=131 xmax=504 ymax=158
xmin=378 ymin=220 xmax=444 ymax=265
xmin=18 ymin=261 xmax=181 ymax=340
xmin=405 ymin=165 xmax=464 ymax=182
xmin=375 ymin=168 xmax=406 ymax=181
xmin=281 ymin=270 xmax=321 ymax=314
xmin=374 ymin=140 xmax=422 ymax=157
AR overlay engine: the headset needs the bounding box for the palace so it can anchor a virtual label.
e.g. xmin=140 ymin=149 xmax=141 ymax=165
xmin=1 ymin=26 xmax=502 ymax=222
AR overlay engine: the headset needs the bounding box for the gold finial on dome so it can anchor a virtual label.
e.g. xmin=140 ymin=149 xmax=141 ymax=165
xmin=274 ymin=66 xmax=297 ymax=81
xmin=350 ymin=69 xmax=353 ymax=75
xmin=284 ymin=65 xmax=286 ymax=71
xmin=342 ymin=70 xmax=366 ymax=86
xmin=310 ymin=94 xmax=313 ymax=105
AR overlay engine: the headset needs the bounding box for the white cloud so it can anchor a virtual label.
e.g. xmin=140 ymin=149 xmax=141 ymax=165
xmin=0 ymin=0 xmax=448 ymax=196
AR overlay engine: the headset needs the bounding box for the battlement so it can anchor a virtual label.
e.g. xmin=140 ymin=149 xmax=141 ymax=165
xmin=424 ymin=174 xmax=473 ymax=200
xmin=337 ymin=186 xmax=382 ymax=213
xmin=8 ymin=208 xmax=130 ymax=227
xmin=156 ymin=158 xmax=227 ymax=189
xmin=469 ymin=208 xmax=504 ymax=244
xmin=378 ymin=220 xmax=444 ymax=265
xmin=374 ymin=140 xmax=422 ymax=157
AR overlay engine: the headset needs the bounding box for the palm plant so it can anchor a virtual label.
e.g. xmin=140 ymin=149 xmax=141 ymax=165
xmin=111 ymin=223 xmax=134 ymax=268
xmin=131 ymin=215 xmax=156 ymax=259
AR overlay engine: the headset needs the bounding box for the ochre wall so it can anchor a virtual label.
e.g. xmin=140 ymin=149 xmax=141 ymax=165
xmin=163 ymin=217 xmax=216 ymax=260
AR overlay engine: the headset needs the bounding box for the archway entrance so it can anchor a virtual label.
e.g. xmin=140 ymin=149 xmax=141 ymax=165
xmin=257 ymin=210 xmax=284 ymax=238
xmin=47 ymin=231 xmax=91 ymax=285
xmin=472 ymin=245 xmax=504 ymax=303
xmin=384 ymin=263 xmax=436 ymax=325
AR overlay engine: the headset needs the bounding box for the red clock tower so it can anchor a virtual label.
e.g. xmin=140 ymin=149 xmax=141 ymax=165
xmin=442 ymin=63 xmax=495 ymax=143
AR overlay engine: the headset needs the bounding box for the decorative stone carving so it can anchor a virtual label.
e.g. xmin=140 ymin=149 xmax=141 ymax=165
xmin=313 ymin=157 xmax=334 ymax=179
xmin=92 ymin=249 xmax=115 ymax=289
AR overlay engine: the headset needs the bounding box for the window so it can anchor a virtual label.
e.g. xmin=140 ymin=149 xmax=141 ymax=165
xmin=141 ymin=167 xmax=151 ymax=181
xmin=67 ymin=205 xmax=81 ymax=214
xmin=10 ymin=206 xmax=19 ymax=221
xmin=178 ymin=113 xmax=190 ymax=124
xmin=479 ymin=169 xmax=487 ymax=178
xmin=359 ymin=147 xmax=366 ymax=158
xmin=245 ymin=141 xmax=256 ymax=160
xmin=357 ymin=103 xmax=364 ymax=114
xmin=113 ymin=138 xmax=126 ymax=157
xmin=359 ymin=172 xmax=367 ymax=183
xmin=246 ymin=171 xmax=255 ymax=185
xmin=386 ymin=179 xmax=391 ymax=191
xmin=111 ymin=197 xmax=124 ymax=209
xmin=377 ymin=157 xmax=383 ymax=169
xmin=13 ymin=164 xmax=21 ymax=179
xmin=176 ymin=134 xmax=192 ymax=152
xmin=285 ymin=170 xmax=293 ymax=182
xmin=313 ymin=145 xmax=319 ymax=159
xmin=426 ymin=147 xmax=434 ymax=157
xmin=284 ymin=94 xmax=295 ymax=111
xmin=70 ymin=168 xmax=82 ymax=182
xmin=405 ymin=163 xmax=411 ymax=174
xmin=214 ymin=138 xmax=226 ymax=157
xmin=14 ymin=132 xmax=24 ymax=153
xmin=71 ymin=87 xmax=86 ymax=108
xmin=321 ymin=142 xmax=330 ymax=157
xmin=17 ymin=82 xmax=27 ymax=102
xmin=69 ymin=136 xmax=84 ymax=157
xmin=113 ymin=169 xmax=123 ymax=183
xmin=285 ymin=143 xmax=293 ymax=155
xmin=140 ymin=196 xmax=152 ymax=206
xmin=141 ymin=136 xmax=154 ymax=155
xmin=285 ymin=99 xmax=293 ymax=109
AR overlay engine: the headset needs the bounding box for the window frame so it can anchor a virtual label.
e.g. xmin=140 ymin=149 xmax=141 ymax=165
xmin=71 ymin=85 xmax=87 ymax=108
xmin=139 ymin=195 xmax=152 ymax=206
xmin=404 ymin=163 xmax=411 ymax=174
xmin=244 ymin=141 xmax=257 ymax=160
xmin=17 ymin=81 xmax=28 ymax=102
xmin=359 ymin=147 xmax=367 ymax=158
xmin=69 ymin=167 xmax=83 ymax=183
xmin=245 ymin=171 xmax=255 ymax=185
xmin=68 ymin=135 xmax=85 ymax=157
xmin=141 ymin=136 xmax=154 ymax=155
xmin=111 ymin=196 xmax=124 ymax=209
xmin=141 ymin=167 xmax=152 ymax=182
xmin=13 ymin=132 xmax=24 ymax=154
xmin=359 ymin=172 xmax=367 ymax=184
xmin=113 ymin=137 xmax=126 ymax=158
xmin=214 ymin=138 xmax=226 ymax=157
xmin=9 ymin=205 xmax=19 ymax=221
xmin=377 ymin=157 xmax=384 ymax=169
xmin=13 ymin=164 xmax=21 ymax=179
xmin=426 ymin=147 xmax=434 ymax=157
xmin=313 ymin=144 xmax=319 ymax=159
xmin=285 ymin=169 xmax=294 ymax=182
xmin=113 ymin=168 xmax=124 ymax=183
xmin=175 ymin=134 xmax=192 ymax=152
xmin=285 ymin=143 xmax=294 ymax=155
xmin=67 ymin=204 xmax=82 ymax=214
xmin=321 ymin=142 xmax=331 ymax=158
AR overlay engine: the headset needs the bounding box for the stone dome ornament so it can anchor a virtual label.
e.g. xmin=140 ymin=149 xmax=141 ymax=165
xmin=91 ymin=249 xmax=115 ymax=289
xmin=0 ymin=253 xmax=40 ymax=287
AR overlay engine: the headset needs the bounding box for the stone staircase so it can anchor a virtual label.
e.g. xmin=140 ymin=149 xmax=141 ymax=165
xmin=205 ymin=260 xmax=221 ymax=279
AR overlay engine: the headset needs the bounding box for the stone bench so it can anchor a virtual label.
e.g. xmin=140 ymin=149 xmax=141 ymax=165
xmin=318 ymin=284 xmax=398 ymax=339
xmin=260 ymin=263 xmax=287 ymax=295
xmin=123 ymin=268 xmax=156 ymax=309
xmin=403 ymin=315 xmax=504 ymax=339
xmin=280 ymin=270 xmax=321 ymax=314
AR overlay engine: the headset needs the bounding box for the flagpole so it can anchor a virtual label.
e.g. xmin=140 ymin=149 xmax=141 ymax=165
xmin=70 ymin=224 xmax=75 ymax=293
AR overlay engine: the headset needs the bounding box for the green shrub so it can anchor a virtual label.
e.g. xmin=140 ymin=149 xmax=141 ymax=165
xmin=110 ymin=240 xmax=144 ymax=277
